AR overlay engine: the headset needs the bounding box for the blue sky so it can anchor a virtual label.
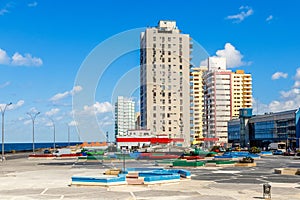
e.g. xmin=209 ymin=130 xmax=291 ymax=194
xmin=0 ymin=0 xmax=300 ymax=142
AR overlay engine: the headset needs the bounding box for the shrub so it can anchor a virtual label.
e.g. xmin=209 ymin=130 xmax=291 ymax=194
xmin=249 ymin=146 xmax=261 ymax=154
xmin=239 ymin=156 xmax=254 ymax=163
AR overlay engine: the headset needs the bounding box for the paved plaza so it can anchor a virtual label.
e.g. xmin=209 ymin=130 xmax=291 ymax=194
xmin=0 ymin=154 xmax=299 ymax=200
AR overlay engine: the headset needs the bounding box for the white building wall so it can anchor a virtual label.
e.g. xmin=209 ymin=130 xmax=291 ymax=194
xmin=115 ymin=96 xmax=135 ymax=136
xmin=203 ymin=58 xmax=231 ymax=144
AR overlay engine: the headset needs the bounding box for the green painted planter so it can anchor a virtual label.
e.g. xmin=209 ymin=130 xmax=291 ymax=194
xmin=172 ymin=160 xmax=205 ymax=167
xmin=207 ymin=160 xmax=236 ymax=164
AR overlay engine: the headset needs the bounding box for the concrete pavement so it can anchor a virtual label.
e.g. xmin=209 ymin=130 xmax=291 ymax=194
xmin=0 ymin=155 xmax=299 ymax=199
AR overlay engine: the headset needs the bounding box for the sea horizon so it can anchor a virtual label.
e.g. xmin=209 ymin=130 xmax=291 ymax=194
xmin=0 ymin=142 xmax=82 ymax=153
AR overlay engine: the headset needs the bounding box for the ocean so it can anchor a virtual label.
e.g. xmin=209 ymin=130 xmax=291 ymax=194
xmin=0 ymin=142 xmax=82 ymax=153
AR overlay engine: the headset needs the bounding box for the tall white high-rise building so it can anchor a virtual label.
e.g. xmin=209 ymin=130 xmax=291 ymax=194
xmin=115 ymin=96 xmax=135 ymax=137
xmin=140 ymin=20 xmax=191 ymax=146
xmin=203 ymin=57 xmax=231 ymax=144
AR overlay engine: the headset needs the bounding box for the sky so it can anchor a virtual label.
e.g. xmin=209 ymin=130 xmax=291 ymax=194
xmin=0 ymin=0 xmax=300 ymax=143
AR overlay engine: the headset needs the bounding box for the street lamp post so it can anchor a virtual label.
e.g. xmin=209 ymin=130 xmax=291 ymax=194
xmin=49 ymin=118 xmax=56 ymax=151
xmin=67 ymin=124 xmax=70 ymax=147
xmin=27 ymin=111 xmax=40 ymax=154
xmin=1 ymin=102 xmax=12 ymax=161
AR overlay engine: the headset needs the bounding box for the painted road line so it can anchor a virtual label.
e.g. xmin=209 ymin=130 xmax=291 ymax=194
xmin=40 ymin=188 xmax=48 ymax=195
xmin=130 ymin=192 xmax=136 ymax=200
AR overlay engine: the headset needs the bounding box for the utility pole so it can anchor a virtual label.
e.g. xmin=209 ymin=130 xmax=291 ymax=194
xmin=49 ymin=118 xmax=56 ymax=151
xmin=68 ymin=124 xmax=70 ymax=147
xmin=27 ymin=111 xmax=40 ymax=154
xmin=1 ymin=102 xmax=12 ymax=161
xmin=106 ymin=131 xmax=108 ymax=143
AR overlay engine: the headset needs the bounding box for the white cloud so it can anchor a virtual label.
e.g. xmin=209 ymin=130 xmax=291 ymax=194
xmin=0 ymin=100 xmax=25 ymax=111
xmin=98 ymin=115 xmax=114 ymax=127
xmin=0 ymin=81 xmax=10 ymax=89
xmin=11 ymin=100 xmax=25 ymax=110
xmin=45 ymin=121 xmax=53 ymax=127
xmin=226 ymin=6 xmax=254 ymax=23
xmin=50 ymin=86 xmax=83 ymax=102
xmin=0 ymin=48 xmax=10 ymax=64
xmin=254 ymin=68 xmax=300 ymax=113
xmin=45 ymin=108 xmax=60 ymax=117
xmin=266 ymin=15 xmax=273 ymax=22
xmin=216 ymin=43 xmax=248 ymax=68
xmin=0 ymin=3 xmax=12 ymax=16
xmin=50 ymin=91 xmax=69 ymax=102
xmin=0 ymin=8 xmax=8 ymax=15
xmin=71 ymin=85 xmax=83 ymax=95
xmin=294 ymin=81 xmax=300 ymax=88
xmin=28 ymin=2 xmax=38 ymax=7
xmin=271 ymin=72 xmax=288 ymax=80
xmin=292 ymin=67 xmax=300 ymax=88
xmin=11 ymin=52 xmax=43 ymax=67
xmin=23 ymin=120 xmax=32 ymax=125
xmin=294 ymin=67 xmax=300 ymax=80
xmin=0 ymin=48 xmax=43 ymax=67
xmin=55 ymin=116 xmax=63 ymax=121
xmin=83 ymin=101 xmax=113 ymax=115
xmin=201 ymin=43 xmax=249 ymax=68
xmin=280 ymin=88 xmax=300 ymax=99
xmin=29 ymin=107 xmax=39 ymax=113
xmin=68 ymin=120 xmax=78 ymax=126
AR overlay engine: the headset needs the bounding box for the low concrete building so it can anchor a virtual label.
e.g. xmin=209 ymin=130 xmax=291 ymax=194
xmin=116 ymin=129 xmax=184 ymax=150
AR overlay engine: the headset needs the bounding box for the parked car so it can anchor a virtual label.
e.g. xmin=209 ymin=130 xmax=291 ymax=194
xmin=53 ymin=148 xmax=71 ymax=156
xmin=283 ymin=151 xmax=296 ymax=156
xmin=43 ymin=149 xmax=51 ymax=154
xmin=272 ymin=150 xmax=283 ymax=155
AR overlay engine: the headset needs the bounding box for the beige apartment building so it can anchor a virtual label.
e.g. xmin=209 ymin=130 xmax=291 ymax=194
xmin=140 ymin=20 xmax=191 ymax=146
xmin=190 ymin=67 xmax=207 ymax=144
xmin=191 ymin=57 xmax=252 ymax=145
xmin=231 ymin=70 xmax=252 ymax=118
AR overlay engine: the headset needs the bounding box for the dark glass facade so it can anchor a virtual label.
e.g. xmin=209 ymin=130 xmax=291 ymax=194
xmin=228 ymin=109 xmax=299 ymax=149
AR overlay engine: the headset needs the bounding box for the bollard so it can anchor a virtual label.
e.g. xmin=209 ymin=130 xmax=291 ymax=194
xmin=263 ymin=183 xmax=271 ymax=199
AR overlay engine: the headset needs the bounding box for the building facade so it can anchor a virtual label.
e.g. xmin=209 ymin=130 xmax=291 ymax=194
xmin=231 ymin=70 xmax=252 ymax=118
xmin=140 ymin=20 xmax=191 ymax=146
xmin=190 ymin=67 xmax=207 ymax=144
xmin=115 ymin=96 xmax=135 ymax=137
xmin=116 ymin=129 xmax=184 ymax=150
xmin=203 ymin=57 xmax=231 ymax=144
xmin=189 ymin=57 xmax=253 ymax=145
xmin=228 ymin=109 xmax=299 ymax=149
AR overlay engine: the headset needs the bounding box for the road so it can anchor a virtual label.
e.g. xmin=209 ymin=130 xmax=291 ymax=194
xmin=0 ymin=155 xmax=299 ymax=200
